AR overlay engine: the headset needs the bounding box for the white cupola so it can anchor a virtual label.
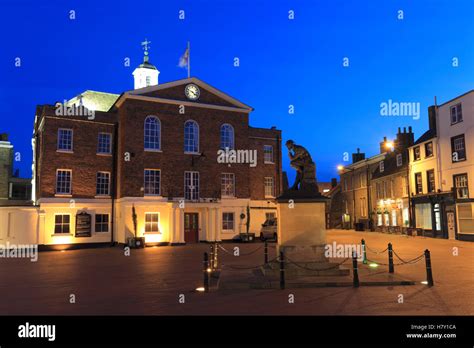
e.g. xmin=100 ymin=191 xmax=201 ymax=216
xmin=132 ymin=39 xmax=160 ymax=89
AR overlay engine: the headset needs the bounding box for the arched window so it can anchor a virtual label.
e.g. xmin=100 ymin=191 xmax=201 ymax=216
xmin=184 ymin=120 xmax=199 ymax=153
xmin=144 ymin=116 xmax=161 ymax=150
xmin=220 ymin=124 xmax=234 ymax=150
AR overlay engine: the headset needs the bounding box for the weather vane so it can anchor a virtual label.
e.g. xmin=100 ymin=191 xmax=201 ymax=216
xmin=141 ymin=38 xmax=151 ymax=55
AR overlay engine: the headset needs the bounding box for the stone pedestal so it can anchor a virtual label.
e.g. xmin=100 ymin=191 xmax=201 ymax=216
xmin=266 ymin=192 xmax=349 ymax=277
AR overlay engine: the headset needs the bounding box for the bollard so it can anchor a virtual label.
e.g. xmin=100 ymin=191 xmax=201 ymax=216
xmin=361 ymin=239 xmax=367 ymax=264
xmin=203 ymin=252 xmax=209 ymax=292
xmin=264 ymin=240 xmax=268 ymax=264
xmin=388 ymin=243 xmax=394 ymax=273
xmin=279 ymin=251 xmax=285 ymax=290
xmin=352 ymin=251 xmax=359 ymax=288
xmin=213 ymin=242 xmax=218 ymax=270
xmin=210 ymin=244 xmax=214 ymax=270
xmin=424 ymin=249 xmax=434 ymax=287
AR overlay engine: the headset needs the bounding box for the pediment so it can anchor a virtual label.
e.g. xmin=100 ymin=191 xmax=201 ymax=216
xmin=126 ymin=77 xmax=252 ymax=111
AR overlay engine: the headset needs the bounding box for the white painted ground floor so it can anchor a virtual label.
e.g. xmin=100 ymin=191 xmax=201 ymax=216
xmin=0 ymin=197 xmax=277 ymax=247
xmin=413 ymin=200 xmax=474 ymax=241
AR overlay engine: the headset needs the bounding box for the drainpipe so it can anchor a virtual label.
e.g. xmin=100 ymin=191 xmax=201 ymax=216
xmin=110 ymin=122 xmax=119 ymax=245
xmin=366 ymin=163 xmax=371 ymax=230
xmin=434 ymin=98 xmax=443 ymax=192
xmin=407 ymin=155 xmax=413 ymax=228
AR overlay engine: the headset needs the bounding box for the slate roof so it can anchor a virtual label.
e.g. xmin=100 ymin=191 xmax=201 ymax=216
xmin=413 ymin=129 xmax=436 ymax=145
xmin=67 ymin=90 xmax=120 ymax=112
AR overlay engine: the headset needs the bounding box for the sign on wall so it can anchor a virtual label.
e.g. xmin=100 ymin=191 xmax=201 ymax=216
xmin=75 ymin=212 xmax=92 ymax=237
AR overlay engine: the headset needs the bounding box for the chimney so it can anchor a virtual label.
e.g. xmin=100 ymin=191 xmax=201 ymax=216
xmin=428 ymin=105 xmax=437 ymax=134
xmin=0 ymin=133 xmax=8 ymax=142
xmin=352 ymin=148 xmax=366 ymax=163
xmin=380 ymin=136 xmax=388 ymax=153
xmin=331 ymin=178 xmax=337 ymax=188
xmin=395 ymin=126 xmax=415 ymax=151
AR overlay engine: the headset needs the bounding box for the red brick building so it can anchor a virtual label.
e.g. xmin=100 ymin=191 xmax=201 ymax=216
xmin=32 ymin=53 xmax=282 ymax=247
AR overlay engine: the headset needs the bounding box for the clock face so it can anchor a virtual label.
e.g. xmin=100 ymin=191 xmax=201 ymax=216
xmin=185 ymin=84 xmax=200 ymax=100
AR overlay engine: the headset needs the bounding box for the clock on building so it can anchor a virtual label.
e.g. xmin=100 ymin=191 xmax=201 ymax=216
xmin=185 ymin=84 xmax=200 ymax=101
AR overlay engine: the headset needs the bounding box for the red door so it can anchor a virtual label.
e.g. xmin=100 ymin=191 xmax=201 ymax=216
xmin=184 ymin=213 xmax=199 ymax=243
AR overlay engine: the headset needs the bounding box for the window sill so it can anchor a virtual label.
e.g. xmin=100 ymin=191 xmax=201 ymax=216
xmin=264 ymin=161 xmax=275 ymax=165
xmin=184 ymin=152 xmax=201 ymax=155
xmin=51 ymin=233 xmax=73 ymax=237
xmin=265 ymin=196 xmax=275 ymax=199
xmin=56 ymin=150 xmax=74 ymax=154
xmin=96 ymin=153 xmax=112 ymax=156
xmin=221 ymin=229 xmax=235 ymax=233
xmin=94 ymin=195 xmax=111 ymax=199
xmin=144 ymin=232 xmax=161 ymax=235
xmin=144 ymin=149 xmax=162 ymax=153
xmin=450 ymin=121 xmax=463 ymax=126
xmin=55 ymin=194 xmax=72 ymax=197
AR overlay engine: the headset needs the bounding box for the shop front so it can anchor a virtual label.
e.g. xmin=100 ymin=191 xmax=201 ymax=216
xmin=375 ymin=198 xmax=410 ymax=234
xmin=411 ymin=192 xmax=455 ymax=239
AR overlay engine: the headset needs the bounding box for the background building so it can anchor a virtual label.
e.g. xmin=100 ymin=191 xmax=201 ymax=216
xmin=371 ymin=128 xmax=413 ymax=233
xmin=0 ymin=133 xmax=32 ymax=206
xmin=338 ymin=149 xmax=385 ymax=230
xmin=409 ymin=91 xmax=473 ymax=240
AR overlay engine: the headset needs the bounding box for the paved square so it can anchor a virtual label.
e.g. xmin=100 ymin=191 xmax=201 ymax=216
xmin=0 ymin=230 xmax=472 ymax=315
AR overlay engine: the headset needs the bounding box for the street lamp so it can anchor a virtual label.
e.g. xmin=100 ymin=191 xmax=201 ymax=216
xmin=384 ymin=141 xmax=394 ymax=151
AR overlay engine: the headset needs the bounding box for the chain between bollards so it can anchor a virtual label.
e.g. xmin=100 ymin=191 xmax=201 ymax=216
xmin=279 ymin=251 xmax=285 ymax=290
xmin=264 ymin=240 xmax=268 ymax=264
xmin=203 ymin=252 xmax=210 ymax=292
xmin=210 ymin=244 xmax=214 ymax=270
xmin=213 ymin=242 xmax=218 ymax=270
xmin=361 ymin=239 xmax=367 ymax=264
xmin=388 ymin=242 xmax=394 ymax=273
xmin=424 ymin=249 xmax=434 ymax=287
xmin=352 ymin=251 xmax=359 ymax=288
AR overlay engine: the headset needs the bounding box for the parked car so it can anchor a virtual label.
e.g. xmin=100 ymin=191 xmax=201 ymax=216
xmin=260 ymin=217 xmax=277 ymax=241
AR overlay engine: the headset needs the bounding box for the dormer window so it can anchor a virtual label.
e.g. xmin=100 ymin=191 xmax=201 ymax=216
xmin=396 ymin=154 xmax=402 ymax=167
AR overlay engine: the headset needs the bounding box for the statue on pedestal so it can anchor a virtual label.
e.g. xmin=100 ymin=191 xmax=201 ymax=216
xmin=285 ymin=140 xmax=320 ymax=196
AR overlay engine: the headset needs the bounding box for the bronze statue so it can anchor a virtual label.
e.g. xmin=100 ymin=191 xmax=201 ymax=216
xmin=285 ymin=140 xmax=319 ymax=193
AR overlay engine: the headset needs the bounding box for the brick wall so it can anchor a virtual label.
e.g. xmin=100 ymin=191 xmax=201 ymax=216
xmin=36 ymin=109 xmax=116 ymax=199
xmin=36 ymin=87 xmax=281 ymax=201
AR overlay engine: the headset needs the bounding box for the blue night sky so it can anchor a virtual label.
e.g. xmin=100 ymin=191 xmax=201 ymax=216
xmin=1 ymin=0 xmax=473 ymax=182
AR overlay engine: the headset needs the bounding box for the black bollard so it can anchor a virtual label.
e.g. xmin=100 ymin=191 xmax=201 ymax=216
xmin=424 ymin=249 xmax=434 ymax=287
xmin=361 ymin=239 xmax=367 ymax=264
xmin=352 ymin=251 xmax=359 ymax=288
xmin=264 ymin=240 xmax=268 ymax=264
xmin=279 ymin=251 xmax=285 ymax=290
xmin=203 ymin=252 xmax=209 ymax=292
xmin=388 ymin=243 xmax=394 ymax=273
xmin=210 ymin=244 xmax=214 ymax=270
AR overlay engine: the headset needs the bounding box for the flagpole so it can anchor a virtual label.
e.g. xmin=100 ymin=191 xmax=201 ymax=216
xmin=187 ymin=41 xmax=191 ymax=78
